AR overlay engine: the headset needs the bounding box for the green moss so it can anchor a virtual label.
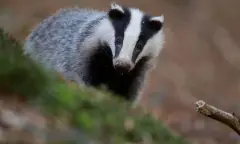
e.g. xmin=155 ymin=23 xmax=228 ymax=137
xmin=0 ymin=28 xmax=189 ymax=144
xmin=0 ymin=28 xmax=50 ymax=98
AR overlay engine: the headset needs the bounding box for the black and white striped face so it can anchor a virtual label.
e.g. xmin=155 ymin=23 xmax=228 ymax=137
xmin=107 ymin=3 xmax=165 ymax=73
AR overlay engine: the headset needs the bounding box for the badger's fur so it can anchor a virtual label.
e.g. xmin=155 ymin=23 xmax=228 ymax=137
xmin=23 ymin=3 xmax=165 ymax=102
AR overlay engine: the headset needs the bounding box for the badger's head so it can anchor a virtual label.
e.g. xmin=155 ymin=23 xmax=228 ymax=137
xmin=103 ymin=2 xmax=165 ymax=73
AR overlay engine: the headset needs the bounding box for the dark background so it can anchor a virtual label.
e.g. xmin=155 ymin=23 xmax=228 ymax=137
xmin=1 ymin=0 xmax=240 ymax=143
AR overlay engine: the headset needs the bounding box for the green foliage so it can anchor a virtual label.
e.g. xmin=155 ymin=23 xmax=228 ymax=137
xmin=0 ymin=28 xmax=51 ymax=98
xmin=0 ymin=28 xmax=189 ymax=144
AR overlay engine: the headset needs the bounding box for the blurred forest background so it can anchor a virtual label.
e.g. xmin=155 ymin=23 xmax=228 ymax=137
xmin=1 ymin=0 xmax=240 ymax=143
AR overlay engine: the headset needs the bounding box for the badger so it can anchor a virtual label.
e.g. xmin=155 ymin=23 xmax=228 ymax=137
xmin=23 ymin=2 xmax=165 ymax=103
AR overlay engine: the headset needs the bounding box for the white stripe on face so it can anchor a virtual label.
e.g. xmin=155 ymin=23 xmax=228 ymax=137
xmin=117 ymin=8 xmax=143 ymax=62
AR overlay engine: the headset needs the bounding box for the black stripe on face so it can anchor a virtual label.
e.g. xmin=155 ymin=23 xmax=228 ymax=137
xmin=108 ymin=7 xmax=131 ymax=58
xmin=132 ymin=15 xmax=163 ymax=63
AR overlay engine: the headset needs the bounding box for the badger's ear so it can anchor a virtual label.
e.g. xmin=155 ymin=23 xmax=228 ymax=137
xmin=148 ymin=15 xmax=164 ymax=31
xmin=108 ymin=2 xmax=124 ymax=20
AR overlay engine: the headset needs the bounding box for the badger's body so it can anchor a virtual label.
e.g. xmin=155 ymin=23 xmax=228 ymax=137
xmin=24 ymin=3 xmax=165 ymax=102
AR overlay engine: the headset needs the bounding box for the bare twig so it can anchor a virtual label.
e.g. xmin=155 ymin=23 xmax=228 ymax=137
xmin=195 ymin=100 xmax=240 ymax=135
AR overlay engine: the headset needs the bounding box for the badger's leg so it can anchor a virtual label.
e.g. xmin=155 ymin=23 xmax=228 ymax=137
xmin=60 ymin=71 xmax=87 ymax=88
xmin=131 ymin=59 xmax=156 ymax=108
xmin=131 ymin=79 xmax=146 ymax=108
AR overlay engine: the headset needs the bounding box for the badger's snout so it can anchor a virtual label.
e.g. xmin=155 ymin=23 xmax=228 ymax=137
xmin=113 ymin=58 xmax=134 ymax=73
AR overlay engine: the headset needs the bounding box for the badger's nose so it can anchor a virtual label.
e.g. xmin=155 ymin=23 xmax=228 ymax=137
xmin=113 ymin=59 xmax=133 ymax=73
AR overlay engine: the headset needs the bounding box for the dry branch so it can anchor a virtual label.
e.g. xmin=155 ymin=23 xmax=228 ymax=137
xmin=195 ymin=100 xmax=240 ymax=135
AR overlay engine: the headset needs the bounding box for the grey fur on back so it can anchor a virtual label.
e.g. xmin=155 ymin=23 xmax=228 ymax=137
xmin=24 ymin=8 xmax=107 ymax=82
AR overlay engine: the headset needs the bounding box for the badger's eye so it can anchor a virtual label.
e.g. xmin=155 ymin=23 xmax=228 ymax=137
xmin=115 ymin=36 xmax=123 ymax=45
xmin=136 ymin=42 xmax=144 ymax=50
